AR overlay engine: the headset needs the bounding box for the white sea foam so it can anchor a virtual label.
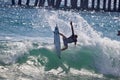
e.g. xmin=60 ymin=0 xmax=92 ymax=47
xmin=0 ymin=40 xmax=33 ymax=64
xmin=37 ymin=9 xmax=120 ymax=76
xmin=0 ymin=8 xmax=120 ymax=78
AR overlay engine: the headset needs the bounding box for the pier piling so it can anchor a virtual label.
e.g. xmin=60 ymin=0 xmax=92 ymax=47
xmin=9 ymin=0 xmax=120 ymax=12
xmin=11 ymin=0 xmax=15 ymax=5
xmin=26 ymin=0 xmax=30 ymax=6
xmin=18 ymin=0 xmax=22 ymax=6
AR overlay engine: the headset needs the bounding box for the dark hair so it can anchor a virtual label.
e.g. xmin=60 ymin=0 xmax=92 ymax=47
xmin=74 ymin=35 xmax=78 ymax=38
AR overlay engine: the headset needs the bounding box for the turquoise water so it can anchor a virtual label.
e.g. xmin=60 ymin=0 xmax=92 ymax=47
xmin=0 ymin=7 xmax=120 ymax=80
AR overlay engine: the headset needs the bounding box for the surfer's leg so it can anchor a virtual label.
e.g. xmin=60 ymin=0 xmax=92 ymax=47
xmin=61 ymin=46 xmax=68 ymax=51
xmin=59 ymin=33 xmax=67 ymax=38
xmin=59 ymin=33 xmax=68 ymax=51
xmin=61 ymin=38 xmax=68 ymax=51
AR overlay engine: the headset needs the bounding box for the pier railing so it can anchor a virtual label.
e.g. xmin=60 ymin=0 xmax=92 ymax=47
xmin=1 ymin=0 xmax=120 ymax=12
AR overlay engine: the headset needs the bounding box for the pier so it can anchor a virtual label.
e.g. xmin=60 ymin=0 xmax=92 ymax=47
xmin=4 ymin=0 xmax=120 ymax=12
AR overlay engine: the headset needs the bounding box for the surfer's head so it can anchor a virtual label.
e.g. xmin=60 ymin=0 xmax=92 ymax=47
xmin=74 ymin=35 xmax=78 ymax=38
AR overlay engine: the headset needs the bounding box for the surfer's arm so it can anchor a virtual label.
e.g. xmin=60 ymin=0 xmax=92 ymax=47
xmin=59 ymin=33 xmax=67 ymax=38
xmin=74 ymin=41 xmax=77 ymax=46
xmin=70 ymin=21 xmax=75 ymax=36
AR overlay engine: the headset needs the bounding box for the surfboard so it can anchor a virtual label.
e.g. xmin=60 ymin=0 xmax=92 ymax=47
xmin=54 ymin=26 xmax=61 ymax=58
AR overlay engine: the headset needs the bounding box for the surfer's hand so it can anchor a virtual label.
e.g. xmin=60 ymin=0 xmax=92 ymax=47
xmin=74 ymin=42 xmax=77 ymax=46
xmin=70 ymin=21 xmax=72 ymax=25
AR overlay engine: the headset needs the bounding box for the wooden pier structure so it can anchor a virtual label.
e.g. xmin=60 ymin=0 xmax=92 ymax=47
xmin=8 ymin=0 xmax=120 ymax=12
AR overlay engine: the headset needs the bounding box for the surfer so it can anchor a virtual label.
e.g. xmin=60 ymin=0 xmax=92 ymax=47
xmin=117 ymin=30 xmax=120 ymax=36
xmin=59 ymin=21 xmax=78 ymax=51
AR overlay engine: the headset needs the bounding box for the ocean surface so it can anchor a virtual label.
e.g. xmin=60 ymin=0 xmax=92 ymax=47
xmin=0 ymin=6 xmax=120 ymax=80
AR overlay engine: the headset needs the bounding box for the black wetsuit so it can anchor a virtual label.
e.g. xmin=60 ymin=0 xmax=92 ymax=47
xmin=63 ymin=35 xmax=77 ymax=47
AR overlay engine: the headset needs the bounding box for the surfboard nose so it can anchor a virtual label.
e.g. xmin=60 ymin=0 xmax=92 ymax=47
xmin=55 ymin=26 xmax=58 ymax=30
